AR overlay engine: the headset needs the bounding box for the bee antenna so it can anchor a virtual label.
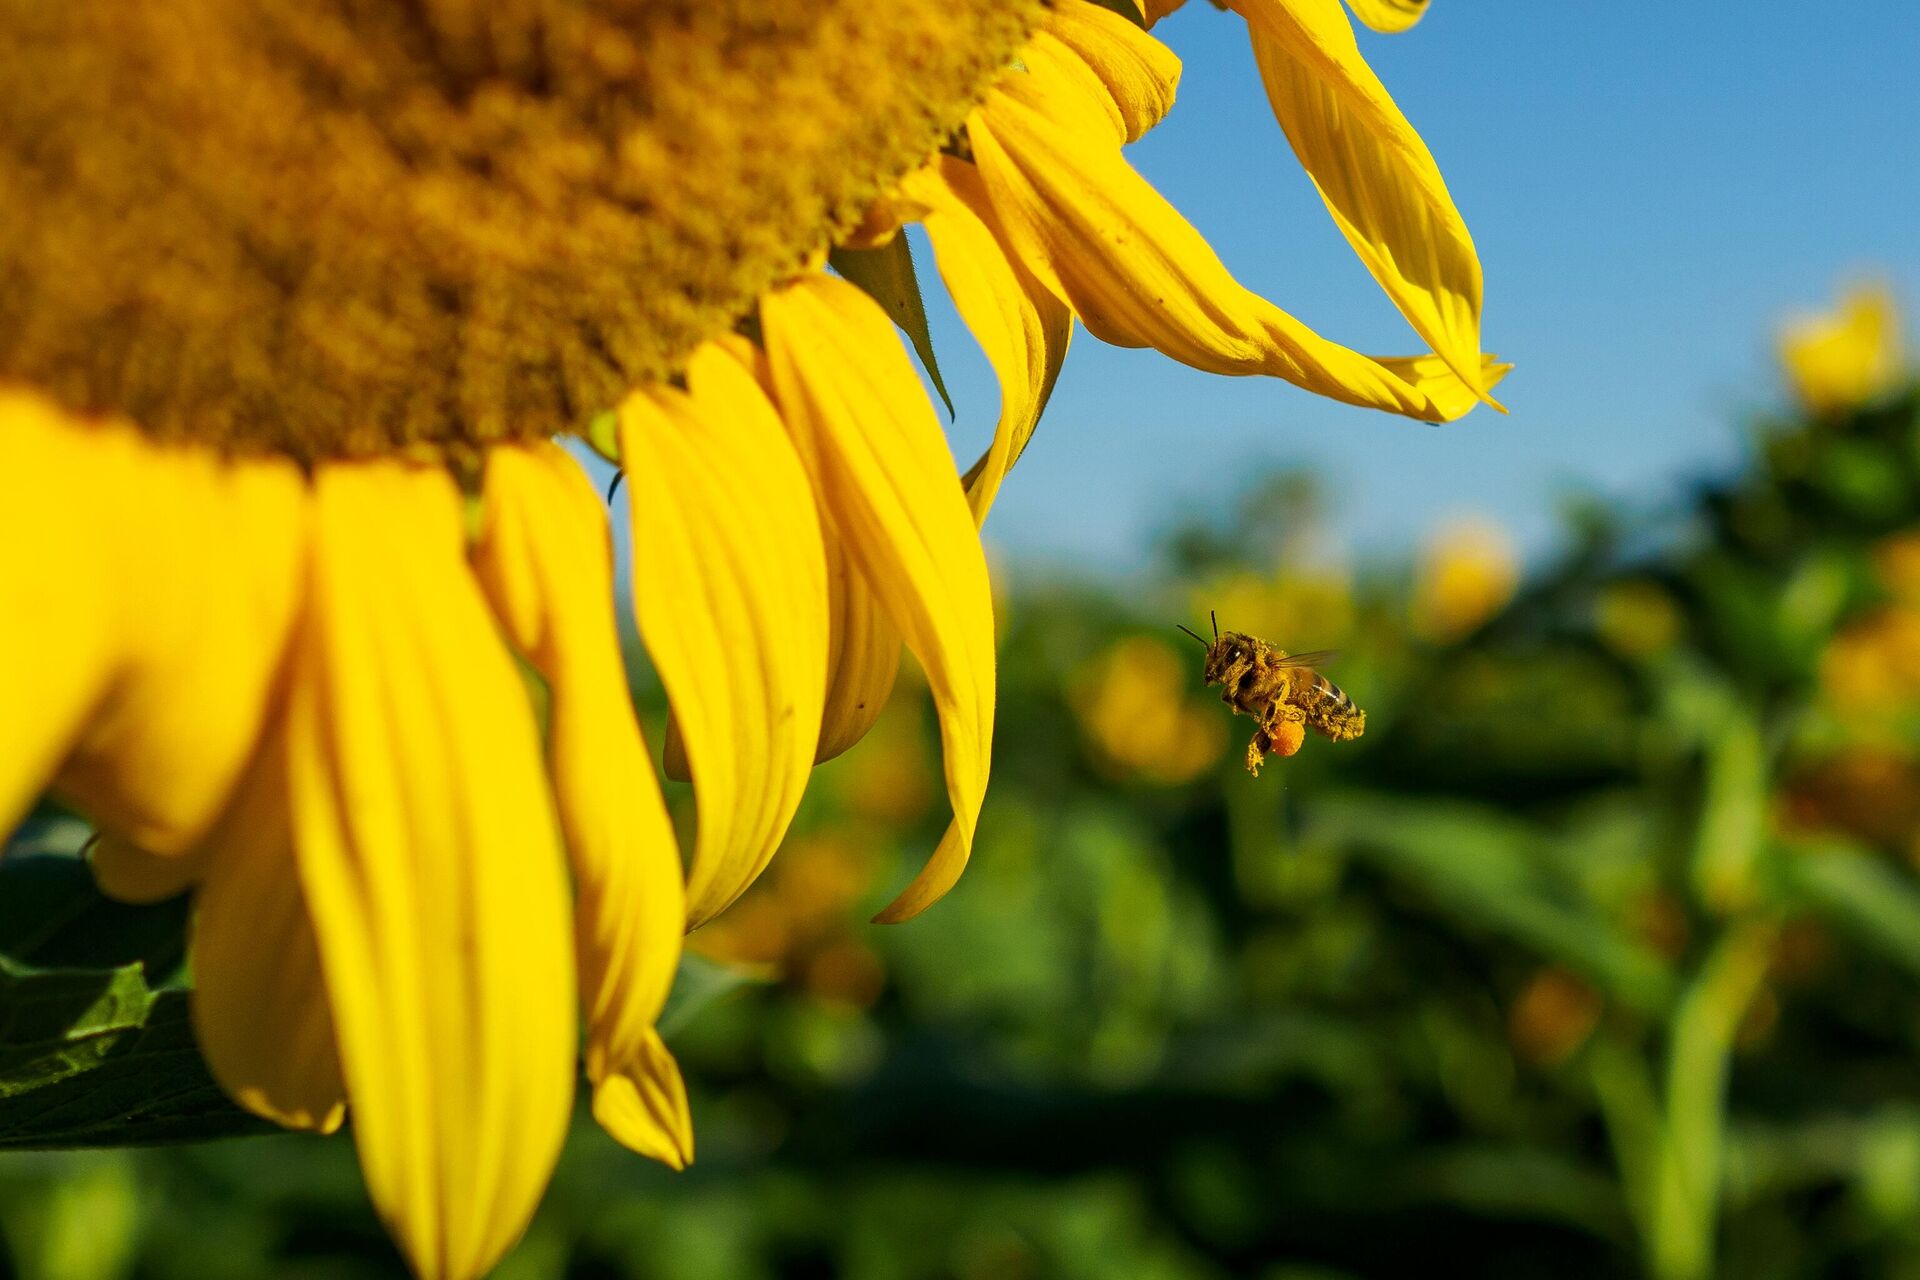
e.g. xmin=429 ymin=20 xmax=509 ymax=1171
xmin=1176 ymin=624 xmax=1208 ymax=648
xmin=1210 ymin=610 xmax=1219 ymax=641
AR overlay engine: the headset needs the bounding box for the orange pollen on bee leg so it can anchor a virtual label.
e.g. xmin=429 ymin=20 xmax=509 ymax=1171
xmin=1271 ymin=720 xmax=1307 ymax=758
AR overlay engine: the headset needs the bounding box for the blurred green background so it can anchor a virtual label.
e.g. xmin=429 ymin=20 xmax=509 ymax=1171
xmin=6 ymin=296 xmax=1920 ymax=1279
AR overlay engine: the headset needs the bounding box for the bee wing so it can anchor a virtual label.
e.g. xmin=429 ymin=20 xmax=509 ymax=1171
xmin=1275 ymin=649 xmax=1339 ymax=668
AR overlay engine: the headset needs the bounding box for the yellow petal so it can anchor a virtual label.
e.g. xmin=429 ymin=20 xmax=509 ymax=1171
xmin=590 ymin=1029 xmax=693 ymax=1171
xmin=287 ymin=463 xmax=575 ymax=1280
xmin=702 ymin=335 xmax=900 ymax=766
xmin=970 ymin=74 xmax=1481 ymax=423
xmin=1371 ymin=351 xmax=1514 ymax=421
xmin=0 ymin=396 xmax=139 ymax=837
xmin=621 ymin=344 xmax=830 ymax=929
xmin=901 ymin=158 xmax=1075 ymax=525
xmin=90 ymin=834 xmax=209 ymax=905
xmin=1042 ymin=0 xmax=1182 ymax=144
xmin=817 ymin=532 xmax=905 ymax=762
xmin=0 ymin=393 xmax=303 ymax=852
xmin=473 ymin=443 xmax=693 ymax=1168
xmin=1343 ymin=0 xmax=1430 ymax=33
xmin=761 ymin=275 xmax=997 ymax=922
xmin=189 ymin=728 xmax=347 ymax=1135
xmin=1240 ymin=0 xmax=1493 ymax=403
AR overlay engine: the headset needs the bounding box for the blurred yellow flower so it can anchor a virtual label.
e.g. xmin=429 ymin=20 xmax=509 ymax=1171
xmin=1779 ymin=748 xmax=1920 ymax=859
xmin=1820 ymin=607 xmax=1920 ymax=716
xmin=1778 ymin=282 xmax=1906 ymax=418
xmin=1196 ymin=567 xmax=1358 ymax=651
xmin=1411 ymin=517 xmax=1520 ymax=642
xmin=1507 ymin=967 xmax=1602 ymax=1067
xmin=1873 ymin=528 xmax=1920 ymax=606
xmin=1071 ymin=637 xmax=1228 ymax=785
xmin=693 ymin=834 xmax=888 ymax=1010
xmin=1595 ymin=580 xmax=1683 ymax=659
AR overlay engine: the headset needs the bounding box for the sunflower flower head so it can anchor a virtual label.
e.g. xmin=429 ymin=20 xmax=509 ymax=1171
xmin=1 ymin=0 xmax=1505 ymax=1274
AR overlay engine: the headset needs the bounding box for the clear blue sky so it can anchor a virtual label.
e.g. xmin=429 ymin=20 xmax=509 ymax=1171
xmin=921 ymin=2 xmax=1920 ymax=573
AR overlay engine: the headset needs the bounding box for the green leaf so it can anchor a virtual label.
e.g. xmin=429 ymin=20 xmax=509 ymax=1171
xmin=1779 ymin=838 xmax=1920 ymax=983
xmin=0 ymin=960 xmax=270 ymax=1148
xmin=1315 ymin=794 xmax=1677 ymax=1014
xmin=0 ymin=855 xmax=189 ymax=977
xmin=659 ymin=952 xmax=767 ymax=1038
xmin=829 ymin=238 xmax=956 ymax=419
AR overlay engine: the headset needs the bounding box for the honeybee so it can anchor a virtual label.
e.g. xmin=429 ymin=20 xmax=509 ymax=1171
xmin=1178 ymin=612 xmax=1366 ymax=776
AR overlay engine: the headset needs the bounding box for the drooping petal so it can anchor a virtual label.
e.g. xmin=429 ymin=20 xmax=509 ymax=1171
xmin=761 ymin=275 xmax=997 ymax=923
xmin=622 ymin=344 xmax=830 ymax=929
xmin=190 ymin=726 xmax=347 ymax=1135
xmin=0 ymin=392 xmax=303 ymax=851
xmin=1371 ymin=351 xmax=1514 ymax=421
xmin=0 ymin=395 xmax=129 ymax=836
xmin=286 ymin=463 xmax=575 ymax=1280
xmin=90 ymin=835 xmax=210 ymax=905
xmin=1240 ymin=0 xmax=1493 ymax=402
xmin=817 ymin=532 xmax=905 ymax=762
xmin=473 ymin=443 xmax=692 ymax=1168
xmin=1042 ymin=0 xmax=1182 ymax=143
xmin=700 ymin=334 xmax=903 ymax=766
xmin=969 ymin=69 xmax=1482 ymax=423
xmin=1343 ymin=0 xmax=1429 ymax=33
xmin=590 ymin=1030 xmax=692 ymax=1170
xmin=901 ymin=158 xmax=1074 ymax=525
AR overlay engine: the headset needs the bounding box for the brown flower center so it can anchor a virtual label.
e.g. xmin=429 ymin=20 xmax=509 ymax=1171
xmin=0 ymin=0 xmax=1041 ymax=458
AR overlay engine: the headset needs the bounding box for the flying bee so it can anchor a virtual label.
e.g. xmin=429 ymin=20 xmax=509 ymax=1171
xmin=1178 ymin=612 xmax=1366 ymax=776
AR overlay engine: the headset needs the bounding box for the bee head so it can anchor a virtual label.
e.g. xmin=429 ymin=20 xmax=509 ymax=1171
xmin=1201 ymin=634 xmax=1254 ymax=686
xmin=1182 ymin=614 xmax=1249 ymax=686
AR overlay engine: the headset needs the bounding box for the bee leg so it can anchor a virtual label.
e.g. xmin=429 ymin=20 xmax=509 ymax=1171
xmin=1260 ymin=705 xmax=1307 ymax=760
xmin=1245 ymin=732 xmax=1267 ymax=777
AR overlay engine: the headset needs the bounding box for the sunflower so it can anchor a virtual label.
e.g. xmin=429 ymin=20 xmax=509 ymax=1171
xmin=0 ymin=0 xmax=1504 ymax=1275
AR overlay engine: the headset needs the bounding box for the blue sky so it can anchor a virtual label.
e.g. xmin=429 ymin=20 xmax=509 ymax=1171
xmin=921 ymin=2 xmax=1920 ymax=574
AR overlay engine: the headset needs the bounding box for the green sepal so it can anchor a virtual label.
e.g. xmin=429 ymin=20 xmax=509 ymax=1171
xmin=829 ymin=238 xmax=957 ymax=420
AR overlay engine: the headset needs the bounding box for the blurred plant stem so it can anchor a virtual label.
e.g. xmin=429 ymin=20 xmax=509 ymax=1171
xmin=1592 ymin=925 xmax=1776 ymax=1280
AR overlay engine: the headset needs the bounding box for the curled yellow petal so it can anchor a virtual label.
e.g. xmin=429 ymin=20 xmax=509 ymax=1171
xmin=1343 ymin=0 xmax=1429 ymax=33
xmin=473 ymin=443 xmax=692 ymax=1169
xmin=703 ymin=334 xmax=900 ymax=766
xmin=622 ymin=344 xmax=830 ymax=929
xmin=761 ymin=275 xmax=997 ymax=922
xmin=590 ymin=1029 xmax=693 ymax=1171
xmin=1042 ymin=0 xmax=1182 ymax=143
xmin=1241 ymin=0 xmax=1494 ymax=404
xmin=970 ymin=70 xmax=1480 ymax=423
xmin=901 ymin=157 xmax=1074 ymax=525
xmin=90 ymin=835 xmax=209 ymax=905
xmin=1371 ymin=351 xmax=1514 ymax=421
xmin=0 ymin=392 xmax=303 ymax=852
xmin=189 ymin=729 xmax=347 ymax=1135
xmin=817 ymin=532 xmax=904 ymax=762
xmin=287 ymin=464 xmax=575 ymax=1280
